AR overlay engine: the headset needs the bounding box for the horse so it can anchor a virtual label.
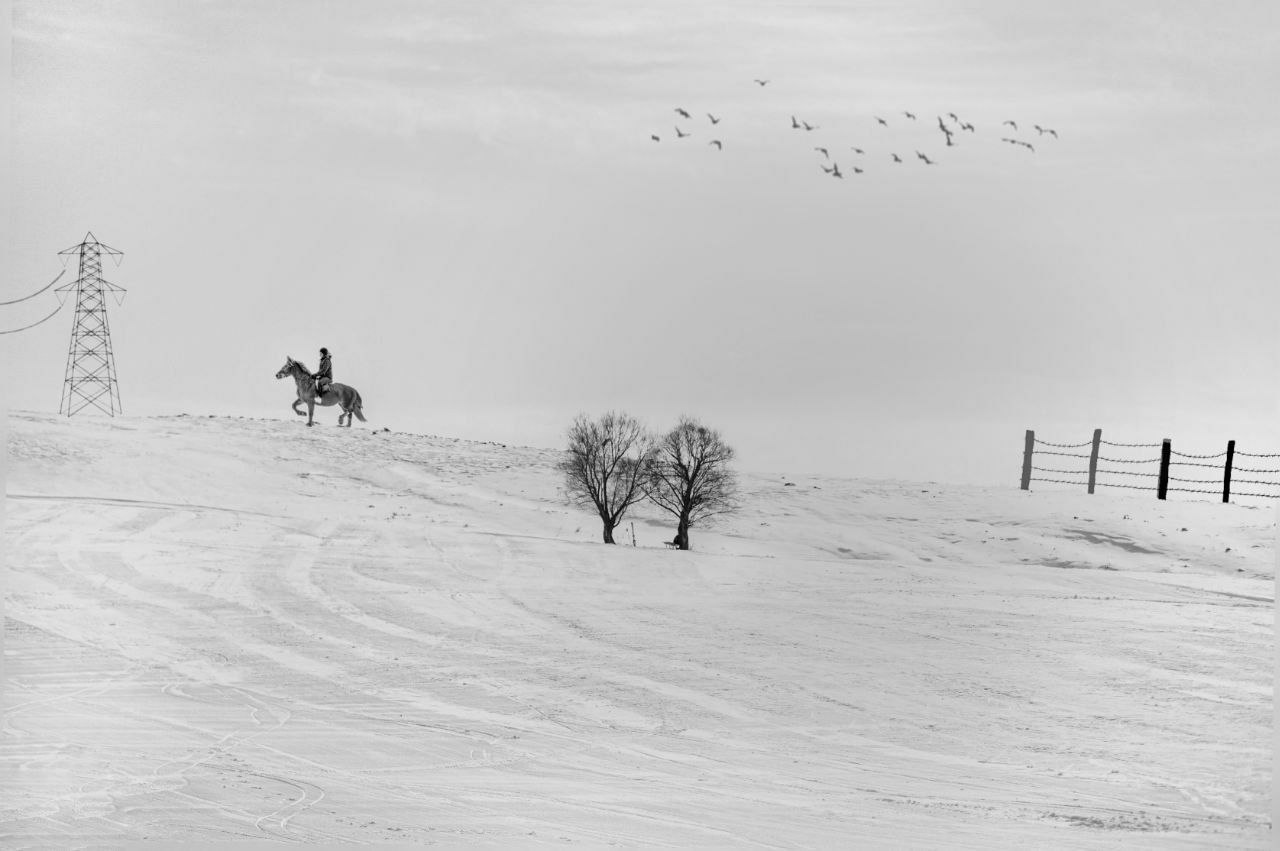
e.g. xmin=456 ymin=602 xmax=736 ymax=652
xmin=275 ymin=356 xmax=367 ymax=427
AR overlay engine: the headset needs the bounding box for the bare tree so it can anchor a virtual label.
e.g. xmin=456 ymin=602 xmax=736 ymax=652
xmin=558 ymin=412 xmax=655 ymax=544
xmin=648 ymin=417 xmax=738 ymax=550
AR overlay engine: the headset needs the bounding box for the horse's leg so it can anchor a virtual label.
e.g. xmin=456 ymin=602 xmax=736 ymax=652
xmin=292 ymin=398 xmax=306 ymax=417
xmin=307 ymin=399 xmax=315 ymax=427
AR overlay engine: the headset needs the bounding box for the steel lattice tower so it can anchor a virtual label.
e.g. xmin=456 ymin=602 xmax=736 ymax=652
xmin=56 ymin=232 xmax=126 ymax=417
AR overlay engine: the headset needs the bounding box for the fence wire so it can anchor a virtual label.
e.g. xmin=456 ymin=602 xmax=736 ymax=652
xmin=1096 ymin=481 xmax=1156 ymax=492
xmin=1033 ymin=465 xmax=1088 ymax=476
xmin=1169 ymin=475 xmax=1223 ymax=485
xmin=1167 ymin=486 xmax=1221 ymax=496
xmin=1098 ymin=455 xmax=1161 ymax=464
xmin=1030 ymin=431 xmax=1280 ymax=501
xmin=1097 ymin=467 xmax=1156 ymax=478
xmin=1035 ymin=438 xmax=1091 ymax=449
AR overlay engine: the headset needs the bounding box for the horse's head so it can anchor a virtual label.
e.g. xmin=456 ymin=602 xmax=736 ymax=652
xmin=275 ymin=357 xmax=295 ymax=380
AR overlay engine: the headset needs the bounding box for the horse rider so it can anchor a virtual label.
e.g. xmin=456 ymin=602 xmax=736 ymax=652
xmin=312 ymin=347 xmax=333 ymax=398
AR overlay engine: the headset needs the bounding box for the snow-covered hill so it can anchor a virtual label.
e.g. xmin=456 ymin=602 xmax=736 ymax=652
xmin=3 ymin=411 xmax=1273 ymax=847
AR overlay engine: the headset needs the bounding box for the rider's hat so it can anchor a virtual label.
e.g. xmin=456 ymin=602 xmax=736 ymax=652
xmin=320 ymin=347 xmax=329 ymax=355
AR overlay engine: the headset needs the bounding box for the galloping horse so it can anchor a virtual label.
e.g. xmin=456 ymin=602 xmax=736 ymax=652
xmin=275 ymin=356 xmax=367 ymax=427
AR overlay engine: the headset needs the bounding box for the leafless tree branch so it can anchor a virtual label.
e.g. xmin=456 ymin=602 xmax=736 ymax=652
xmin=558 ymin=411 xmax=656 ymax=544
xmin=648 ymin=416 xmax=739 ymax=550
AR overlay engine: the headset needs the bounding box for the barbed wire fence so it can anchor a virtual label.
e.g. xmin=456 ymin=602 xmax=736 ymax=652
xmin=1020 ymin=429 xmax=1280 ymax=503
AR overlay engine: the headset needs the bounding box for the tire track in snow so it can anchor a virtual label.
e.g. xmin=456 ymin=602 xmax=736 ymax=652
xmin=7 ymin=492 xmax=283 ymax=517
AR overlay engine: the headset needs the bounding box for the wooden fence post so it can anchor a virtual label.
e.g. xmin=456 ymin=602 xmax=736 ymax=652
xmin=1021 ymin=430 xmax=1034 ymax=490
xmin=1223 ymin=440 xmax=1235 ymax=504
xmin=1087 ymin=428 xmax=1102 ymax=494
xmin=1157 ymin=438 xmax=1171 ymax=500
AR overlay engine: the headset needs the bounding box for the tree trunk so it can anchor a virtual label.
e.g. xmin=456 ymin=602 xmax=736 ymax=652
xmin=602 ymin=522 xmax=616 ymax=544
xmin=675 ymin=514 xmax=690 ymax=550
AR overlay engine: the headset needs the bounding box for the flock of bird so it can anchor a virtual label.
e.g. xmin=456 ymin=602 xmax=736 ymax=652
xmin=650 ymin=79 xmax=1059 ymax=180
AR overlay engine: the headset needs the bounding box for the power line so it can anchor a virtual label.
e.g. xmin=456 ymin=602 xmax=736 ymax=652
xmin=0 ymin=270 xmax=66 ymax=305
xmin=0 ymin=301 xmax=67 ymax=334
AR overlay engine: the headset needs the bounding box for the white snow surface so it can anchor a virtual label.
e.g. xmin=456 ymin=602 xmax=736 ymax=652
xmin=3 ymin=410 xmax=1272 ymax=848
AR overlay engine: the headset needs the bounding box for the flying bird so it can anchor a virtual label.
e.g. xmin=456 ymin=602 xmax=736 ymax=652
xmin=675 ymin=108 xmax=691 ymax=119
xmin=1002 ymin=120 xmax=1018 ymax=130
xmin=904 ymin=111 xmax=917 ymax=120
xmin=791 ymin=115 xmax=801 ymax=129
xmin=709 ymin=140 xmax=722 ymax=149
xmin=707 ymin=113 xmax=721 ymax=124
xmin=814 ymin=146 xmax=829 ymax=158
xmin=754 ymin=79 xmax=770 ymax=86
xmin=831 ymin=163 xmax=844 ymax=178
xmin=802 ymin=121 xmax=817 ymax=131
xmin=851 ymin=147 xmax=865 ymax=154
xmin=852 ymin=166 xmax=863 ymax=174
xmin=820 ymin=163 xmax=835 ymax=174
xmin=961 ymin=122 xmax=975 ymax=132
xmin=945 ymin=134 xmax=955 ymax=147
xmin=891 ymin=153 xmax=902 ymax=162
xmin=948 ymin=112 xmax=960 ymax=123
xmin=651 ymin=134 xmax=660 ymax=142
xmin=875 ymin=116 xmax=888 ymax=126
xmin=916 ymin=151 xmax=934 ymax=164
xmin=675 ymin=126 xmax=690 ymax=138
xmin=1035 ymin=125 xmax=1058 ymax=138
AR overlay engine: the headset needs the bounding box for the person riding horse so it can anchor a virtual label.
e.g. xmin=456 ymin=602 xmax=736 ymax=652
xmin=276 ymin=354 xmax=365 ymax=427
xmin=312 ymin=347 xmax=332 ymax=398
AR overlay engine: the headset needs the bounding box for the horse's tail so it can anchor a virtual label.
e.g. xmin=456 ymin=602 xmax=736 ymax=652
xmin=352 ymin=390 xmax=367 ymax=422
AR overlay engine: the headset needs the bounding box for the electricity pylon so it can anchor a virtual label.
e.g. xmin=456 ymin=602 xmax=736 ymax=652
xmin=57 ymin=232 xmax=126 ymax=416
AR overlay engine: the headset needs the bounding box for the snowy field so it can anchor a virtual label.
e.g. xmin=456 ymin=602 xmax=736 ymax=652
xmin=3 ymin=410 xmax=1273 ymax=848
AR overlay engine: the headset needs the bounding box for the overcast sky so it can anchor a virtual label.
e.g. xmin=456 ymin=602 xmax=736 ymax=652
xmin=4 ymin=1 xmax=1278 ymax=486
